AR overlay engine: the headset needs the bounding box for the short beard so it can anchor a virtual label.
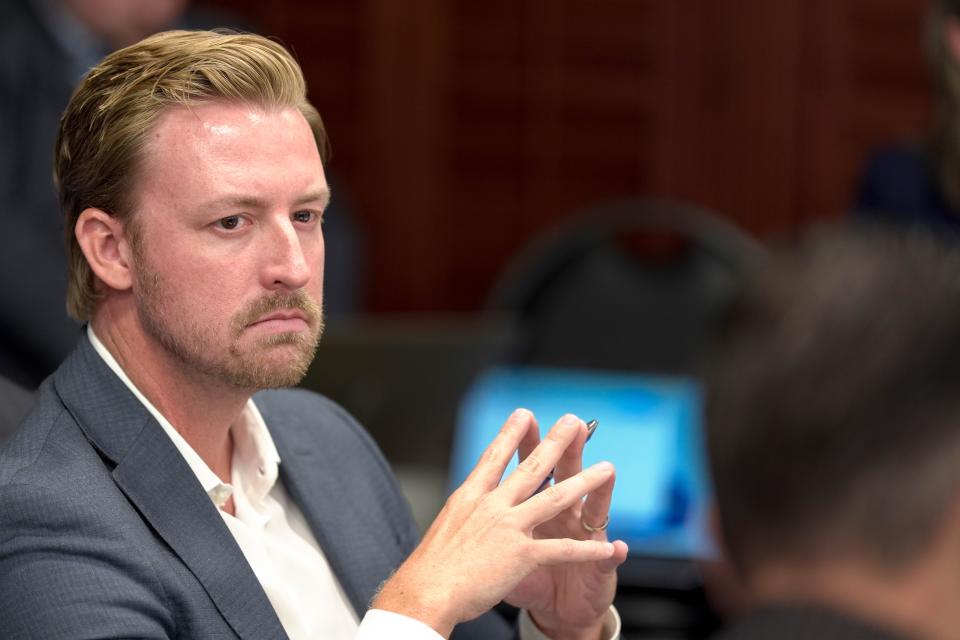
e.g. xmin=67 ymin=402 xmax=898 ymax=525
xmin=132 ymin=235 xmax=323 ymax=391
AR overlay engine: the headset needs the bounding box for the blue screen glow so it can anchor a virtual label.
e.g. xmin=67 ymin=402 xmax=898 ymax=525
xmin=448 ymin=366 xmax=715 ymax=559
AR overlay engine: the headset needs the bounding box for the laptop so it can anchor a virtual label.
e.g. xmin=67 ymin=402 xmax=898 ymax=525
xmin=448 ymin=366 xmax=716 ymax=588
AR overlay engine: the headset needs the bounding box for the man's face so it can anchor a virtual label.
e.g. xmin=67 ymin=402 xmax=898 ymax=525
xmin=130 ymin=102 xmax=328 ymax=390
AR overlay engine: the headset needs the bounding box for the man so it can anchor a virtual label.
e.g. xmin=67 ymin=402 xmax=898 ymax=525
xmin=0 ymin=0 xmax=361 ymax=387
xmin=0 ymin=30 xmax=627 ymax=639
xmin=704 ymin=228 xmax=960 ymax=639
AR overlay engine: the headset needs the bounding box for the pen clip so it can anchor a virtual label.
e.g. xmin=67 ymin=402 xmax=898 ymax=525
xmin=532 ymin=419 xmax=599 ymax=496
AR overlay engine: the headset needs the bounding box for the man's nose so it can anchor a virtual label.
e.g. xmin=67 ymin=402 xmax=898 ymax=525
xmin=261 ymin=218 xmax=312 ymax=290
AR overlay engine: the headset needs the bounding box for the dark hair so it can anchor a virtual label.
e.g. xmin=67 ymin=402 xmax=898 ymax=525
xmin=705 ymin=226 xmax=960 ymax=577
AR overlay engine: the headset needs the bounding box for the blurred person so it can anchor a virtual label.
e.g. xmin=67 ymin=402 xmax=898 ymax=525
xmin=855 ymin=1 xmax=960 ymax=233
xmin=705 ymin=227 xmax=960 ymax=640
xmin=0 ymin=0 xmax=363 ymax=388
xmin=0 ymin=0 xmax=219 ymax=387
xmin=0 ymin=30 xmax=627 ymax=639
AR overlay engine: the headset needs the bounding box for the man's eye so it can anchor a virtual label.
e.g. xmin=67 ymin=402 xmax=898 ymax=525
xmin=217 ymin=215 xmax=241 ymax=230
xmin=293 ymin=210 xmax=315 ymax=223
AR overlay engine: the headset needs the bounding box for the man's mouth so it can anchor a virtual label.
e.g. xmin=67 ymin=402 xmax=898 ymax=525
xmin=248 ymin=309 xmax=310 ymax=328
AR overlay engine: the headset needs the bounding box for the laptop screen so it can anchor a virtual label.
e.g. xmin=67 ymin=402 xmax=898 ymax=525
xmin=448 ymin=366 xmax=715 ymax=561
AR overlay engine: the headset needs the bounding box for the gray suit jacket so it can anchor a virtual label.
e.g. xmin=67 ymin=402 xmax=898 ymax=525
xmin=0 ymin=337 xmax=511 ymax=638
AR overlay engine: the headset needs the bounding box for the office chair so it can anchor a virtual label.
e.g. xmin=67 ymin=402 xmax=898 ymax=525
xmin=487 ymin=197 xmax=766 ymax=375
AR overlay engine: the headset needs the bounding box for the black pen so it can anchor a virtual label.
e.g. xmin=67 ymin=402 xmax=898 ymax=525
xmin=533 ymin=419 xmax=599 ymax=495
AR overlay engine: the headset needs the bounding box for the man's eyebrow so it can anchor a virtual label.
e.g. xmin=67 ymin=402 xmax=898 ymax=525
xmin=197 ymin=188 xmax=331 ymax=212
xmin=198 ymin=195 xmax=265 ymax=211
xmin=294 ymin=188 xmax=331 ymax=209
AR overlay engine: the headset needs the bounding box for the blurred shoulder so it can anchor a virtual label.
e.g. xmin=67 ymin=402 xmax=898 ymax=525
xmin=861 ymin=144 xmax=929 ymax=179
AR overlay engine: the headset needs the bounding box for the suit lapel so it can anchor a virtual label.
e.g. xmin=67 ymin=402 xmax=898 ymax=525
xmin=269 ymin=424 xmax=370 ymax=615
xmin=261 ymin=397 xmax=403 ymax=618
xmin=53 ymin=338 xmax=287 ymax=640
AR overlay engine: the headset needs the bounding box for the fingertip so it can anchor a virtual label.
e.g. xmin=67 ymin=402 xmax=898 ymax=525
xmin=597 ymin=540 xmax=629 ymax=572
xmin=559 ymin=413 xmax=583 ymax=428
xmin=587 ymin=541 xmax=617 ymax=565
xmin=507 ymin=409 xmax=538 ymax=438
xmin=613 ymin=540 xmax=629 ymax=564
xmin=511 ymin=407 xmax=534 ymax=421
xmin=590 ymin=461 xmax=615 ymax=474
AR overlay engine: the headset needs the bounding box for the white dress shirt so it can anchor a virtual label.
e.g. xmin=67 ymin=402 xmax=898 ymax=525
xmin=88 ymin=328 xmax=618 ymax=639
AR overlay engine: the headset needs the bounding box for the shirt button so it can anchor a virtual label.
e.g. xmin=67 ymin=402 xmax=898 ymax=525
xmin=211 ymin=486 xmax=232 ymax=507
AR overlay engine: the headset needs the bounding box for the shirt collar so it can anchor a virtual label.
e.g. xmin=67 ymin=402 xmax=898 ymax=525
xmin=230 ymin=393 xmax=282 ymax=507
xmin=87 ymin=326 xmax=281 ymax=508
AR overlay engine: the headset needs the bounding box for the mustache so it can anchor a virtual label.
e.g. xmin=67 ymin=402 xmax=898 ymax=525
xmin=232 ymin=290 xmax=321 ymax=335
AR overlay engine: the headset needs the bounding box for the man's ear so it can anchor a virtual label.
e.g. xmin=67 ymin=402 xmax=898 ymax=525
xmin=75 ymin=208 xmax=135 ymax=292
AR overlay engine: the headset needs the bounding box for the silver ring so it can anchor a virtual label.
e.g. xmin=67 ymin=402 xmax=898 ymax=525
xmin=580 ymin=514 xmax=609 ymax=533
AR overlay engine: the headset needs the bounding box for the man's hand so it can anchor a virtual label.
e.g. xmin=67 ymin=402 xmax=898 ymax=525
xmin=372 ymin=410 xmax=624 ymax=638
xmin=506 ymin=415 xmax=629 ymax=640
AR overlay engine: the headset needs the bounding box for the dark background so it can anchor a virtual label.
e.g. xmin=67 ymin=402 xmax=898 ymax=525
xmin=204 ymin=0 xmax=932 ymax=313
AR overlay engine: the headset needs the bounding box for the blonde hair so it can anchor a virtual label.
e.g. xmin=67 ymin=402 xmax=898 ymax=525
xmin=55 ymin=29 xmax=329 ymax=321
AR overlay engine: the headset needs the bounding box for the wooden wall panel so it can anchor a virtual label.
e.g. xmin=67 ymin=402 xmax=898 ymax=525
xmin=201 ymin=0 xmax=933 ymax=312
xmin=443 ymin=1 xmax=677 ymax=306
xmin=672 ymin=0 xmax=804 ymax=234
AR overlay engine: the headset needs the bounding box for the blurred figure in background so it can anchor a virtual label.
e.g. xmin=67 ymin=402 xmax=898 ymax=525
xmin=0 ymin=0 xmax=364 ymax=388
xmin=0 ymin=0 xmax=221 ymax=387
xmin=855 ymin=1 xmax=960 ymax=234
xmin=705 ymin=228 xmax=960 ymax=640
